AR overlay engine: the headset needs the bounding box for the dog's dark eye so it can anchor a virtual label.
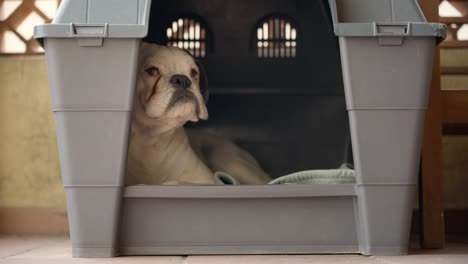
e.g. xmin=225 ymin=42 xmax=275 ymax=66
xmin=145 ymin=67 xmax=159 ymax=77
xmin=191 ymin=69 xmax=199 ymax=78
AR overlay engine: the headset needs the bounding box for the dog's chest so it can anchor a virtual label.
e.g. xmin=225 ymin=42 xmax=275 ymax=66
xmin=126 ymin=131 xmax=214 ymax=185
xmin=127 ymin=139 xmax=172 ymax=184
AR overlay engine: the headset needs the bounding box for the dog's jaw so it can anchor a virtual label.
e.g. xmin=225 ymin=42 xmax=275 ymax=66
xmin=169 ymin=100 xmax=200 ymax=123
xmin=167 ymin=89 xmax=207 ymax=122
xmin=197 ymin=101 xmax=209 ymax=120
xmin=166 ymin=89 xmax=209 ymax=122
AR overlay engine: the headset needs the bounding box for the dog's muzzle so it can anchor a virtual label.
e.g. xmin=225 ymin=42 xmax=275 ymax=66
xmin=168 ymin=87 xmax=199 ymax=108
xmin=167 ymin=74 xmax=202 ymax=116
xmin=170 ymin=74 xmax=191 ymax=90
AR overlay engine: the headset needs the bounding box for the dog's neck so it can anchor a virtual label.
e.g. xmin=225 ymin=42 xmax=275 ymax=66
xmin=131 ymin=113 xmax=184 ymax=144
xmin=126 ymin=107 xmax=214 ymax=185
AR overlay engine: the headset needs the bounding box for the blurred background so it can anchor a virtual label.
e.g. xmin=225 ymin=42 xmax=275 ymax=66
xmin=0 ymin=0 xmax=467 ymax=240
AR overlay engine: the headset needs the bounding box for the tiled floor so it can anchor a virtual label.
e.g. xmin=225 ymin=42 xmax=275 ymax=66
xmin=1 ymin=236 xmax=467 ymax=264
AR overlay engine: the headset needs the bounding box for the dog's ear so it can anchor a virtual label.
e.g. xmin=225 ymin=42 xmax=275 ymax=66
xmin=195 ymin=59 xmax=209 ymax=104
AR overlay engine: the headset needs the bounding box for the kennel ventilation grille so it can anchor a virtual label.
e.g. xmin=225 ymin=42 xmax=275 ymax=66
xmin=256 ymin=15 xmax=298 ymax=58
xmin=166 ymin=16 xmax=207 ymax=58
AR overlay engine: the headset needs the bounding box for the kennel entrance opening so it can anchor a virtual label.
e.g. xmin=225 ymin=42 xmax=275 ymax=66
xmin=146 ymin=0 xmax=351 ymax=178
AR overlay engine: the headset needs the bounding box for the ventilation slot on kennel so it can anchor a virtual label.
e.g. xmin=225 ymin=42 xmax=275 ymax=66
xmin=166 ymin=16 xmax=207 ymax=58
xmin=255 ymin=14 xmax=298 ymax=58
xmin=35 ymin=0 xmax=446 ymax=258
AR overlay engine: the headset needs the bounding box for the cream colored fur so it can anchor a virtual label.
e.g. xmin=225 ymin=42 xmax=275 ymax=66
xmin=126 ymin=43 xmax=270 ymax=185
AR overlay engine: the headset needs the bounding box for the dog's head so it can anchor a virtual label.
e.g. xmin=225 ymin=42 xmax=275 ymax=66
xmin=134 ymin=43 xmax=209 ymax=131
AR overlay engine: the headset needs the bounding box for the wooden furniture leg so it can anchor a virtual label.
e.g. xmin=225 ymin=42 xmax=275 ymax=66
xmin=418 ymin=0 xmax=446 ymax=249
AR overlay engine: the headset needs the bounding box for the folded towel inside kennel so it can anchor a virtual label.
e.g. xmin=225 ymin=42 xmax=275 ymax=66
xmin=214 ymin=163 xmax=355 ymax=185
xmin=35 ymin=0 xmax=446 ymax=258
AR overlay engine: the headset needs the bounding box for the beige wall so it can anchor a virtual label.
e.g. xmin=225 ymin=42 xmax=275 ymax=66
xmin=443 ymin=136 xmax=468 ymax=209
xmin=0 ymin=56 xmax=65 ymax=209
xmin=440 ymin=49 xmax=468 ymax=209
xmin=441 ymin=49 xmax=468 ymax=91
xmin=0 ymin=49 xmax=466 ymax=211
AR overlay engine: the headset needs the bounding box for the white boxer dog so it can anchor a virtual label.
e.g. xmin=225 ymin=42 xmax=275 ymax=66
xmin=125 ymin=43 xmax=271 ymax=185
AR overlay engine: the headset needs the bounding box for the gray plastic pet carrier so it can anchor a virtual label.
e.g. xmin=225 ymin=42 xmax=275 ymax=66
xmin=35 ymin=0 xmax=446 ymax=258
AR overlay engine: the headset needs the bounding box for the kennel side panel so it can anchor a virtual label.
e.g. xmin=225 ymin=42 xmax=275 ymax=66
xmin=44 ymin=39 xmax=140 ymax=111
xmin=355 ymin=184 xmax=416 ymax=256
xmin=347 ymin=110 xmax=426 ymax=185
xmin=339 ymin=37 xmax=435 ymax=110
xmin=338 ymin=35 xmax=437 ymax=256
xmin=43 ymin=38 xmax=141 ymax=257
xmin=119 ymin=195 xmax=359 ymax=255
xmin=65 ymin=187 xmax=122 ymax=257
xmin=53 ymin=111 xmax=132 ymax=186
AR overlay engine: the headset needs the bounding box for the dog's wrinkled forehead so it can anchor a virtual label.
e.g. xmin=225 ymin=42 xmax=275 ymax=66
xmin=140 ymin=44 xmax=196 ymax=73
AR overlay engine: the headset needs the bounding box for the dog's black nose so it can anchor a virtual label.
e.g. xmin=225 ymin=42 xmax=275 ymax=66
xmin=170 ymin=74 xmax=192 ymax=89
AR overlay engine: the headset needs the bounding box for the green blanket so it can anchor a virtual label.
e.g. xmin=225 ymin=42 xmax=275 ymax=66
xmin=214 ymin=164 xmax=356 ymax=185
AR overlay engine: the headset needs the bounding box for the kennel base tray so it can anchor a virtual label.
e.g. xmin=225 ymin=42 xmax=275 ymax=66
xmin=119 ymin=185 xmax=365 ymax=255
xmin=120 ymin=245 xmax=360 ymax=256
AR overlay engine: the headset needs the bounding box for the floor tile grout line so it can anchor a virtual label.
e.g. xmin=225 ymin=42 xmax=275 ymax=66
xmin=369 ymin=255 xmax=402 ymax=264
xmin=0 ymin=238 xmax=64 ymax=260
xmin=178 ymin=255 xmax=188 ymax=264
xmin=1 ymin=246 xmax=44 ymax=260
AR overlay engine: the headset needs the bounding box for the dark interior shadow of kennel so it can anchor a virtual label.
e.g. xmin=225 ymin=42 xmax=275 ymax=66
xmin=146 ymin=0 xmax=352 ymax=177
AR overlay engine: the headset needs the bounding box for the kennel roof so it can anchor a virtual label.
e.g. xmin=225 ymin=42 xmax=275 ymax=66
xmin=35 ymin=0 xmax=445 ymax=42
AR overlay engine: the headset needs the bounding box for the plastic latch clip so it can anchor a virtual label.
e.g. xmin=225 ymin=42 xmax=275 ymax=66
xmin=70 ymin=23 xmax=108 ymax=47
xmin=70 ymin=23 xmax=109 ymax=37
xmin=373 ymin=22 xmax=411 ymax=36
xmin=374 ymin=23 xmax=410 ymax=46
